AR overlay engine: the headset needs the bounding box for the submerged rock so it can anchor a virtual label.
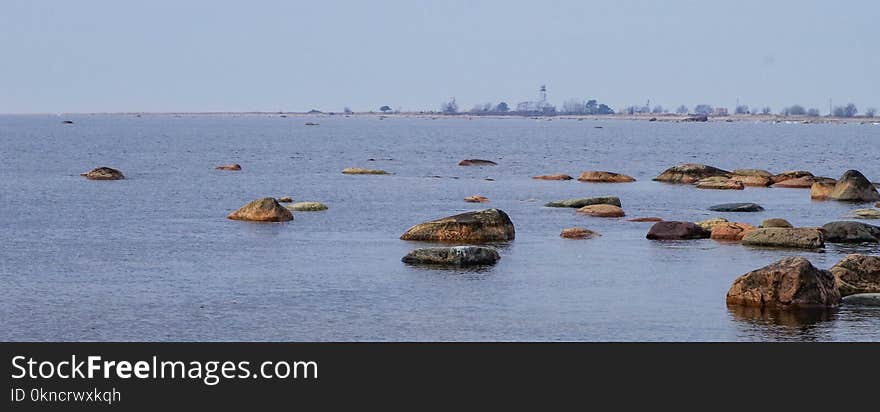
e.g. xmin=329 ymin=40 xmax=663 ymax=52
xmin=228 ymin=197 xmax=293 ymax=222
xmin=458 ymin=159 xmax=498 ymax=166
xmin=725 ymin=257 xmax=840 ymax=309
xmin=646 ymin=221 xmax=710 ymax=240
xmin=532 ymin=174 xmax=573 ymax=181
xmin=402 ymin=246 xmax=500 ymax=266
xmin=849 ymin=209 xmax=880 ymax=219
xmin=831 ymin=254 xmax=880 ymax=297
xmin=287 ymin=201 xmax=328 ymax=211
xmin=544 ymin=196 xmax=621 ymax=208
xmin=276 ymin=196 xmax=293 ymax=203
xmin=759 ymin=218 xmax=793 ymax=228
xmin=577 ymin=171 xmax=636 ymax=183
xmin=710 ymin=222 xmax=756 ymax=241
xmin=842 ymin=293 xmax=880 ymax=306
xmin=576 ymin=204 xmax=625 ymax=217
xmin=464 ymin=195 xmax=489 ymax=203
xmin=822 ymin=221 xmax=880 ymax=243
xmin=695 ymin=176 xmax=744 ymax=190
xmin=560 ymin=227 xmax=600 ymax=239
xmin=215 ymin=163 xmax=242 ymax=171
xmin=708 ymin=203 xmax=764 ymax=212
xmin=81 ymin=167 xmax=125 ymax=180
xmin=741 ymin=228 xmax=825 ymax=249
xmin=400 ymin=209 xmax=515 ymax=243
xmin=653 ymin=163 xmax=731 ymax=184
xmin=828 ymin=170 xmax=880 ymax=202
xmin=342 ymin=167 xmax=388 ymax=175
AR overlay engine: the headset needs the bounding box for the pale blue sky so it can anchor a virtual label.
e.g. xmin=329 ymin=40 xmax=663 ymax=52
xmin=1 ymin=0 xmax=877 ymax=113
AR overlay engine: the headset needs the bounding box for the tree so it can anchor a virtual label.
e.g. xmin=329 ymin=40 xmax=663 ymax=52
xmin=441 ymin=98 xmax=458 ymax=114
xmin=866 ymin=107 xmax=877 ymax=118
xmin=833 ymin=103 xmax=858 ymax=118
xmin=761 ymin=107 xmax=772 ymax=115
xmin=596 ymin=104 xmax=614 ymax=115
xmin=807 ymin=108 xmax=820 ymax=117
xmin=735 ymin=105 xmax=750 ymax=115
xmin=343 ymin=107 xmax=353 ymax=114
xmin=676 ymin=105 xmax=688 ymax=114
xmin=379 ymin=105 xmax=392 ymax=113
xmin=585 ymin=100 xmax=598 ymax=114
xmin=781 ymin=105 xmax=806 ymax=116
xmin=495 ymin=102 xmax=509 ymax=113
xmin=694 ymin=104 xmax=713 ymax=115
xmin=652 ymin=105 xmax=665 ymax=114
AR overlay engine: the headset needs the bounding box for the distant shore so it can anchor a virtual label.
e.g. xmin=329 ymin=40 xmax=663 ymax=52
xmin=8 ymin=111 xmax=880 ymax=124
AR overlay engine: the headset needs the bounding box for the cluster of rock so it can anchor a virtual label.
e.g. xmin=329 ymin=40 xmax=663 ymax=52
xmin=399 ymin=209 xmax=514 ymax=267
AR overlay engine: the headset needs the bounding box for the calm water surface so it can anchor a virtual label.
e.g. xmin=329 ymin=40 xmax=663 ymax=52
xmin=1 ymin=114 xmax=879 ymax=341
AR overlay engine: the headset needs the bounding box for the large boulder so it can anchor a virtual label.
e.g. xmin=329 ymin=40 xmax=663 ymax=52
xmin=533 ymin=174 xmax=573 ymax=181
xmin=646 ymin=221 xmax=709 ymax=240
xmin=822 ymin=221 xmax=880 ymax=243
xmin=730 ymin=169 xmax=773 ymax=187
xmin=708 ymin=203 xmax=764 ymax=212
xmin=400 ymin=209 xmax=515 ymax=243
xmin=458 ymin=159 xmax=497 ymax=166
xmin=342 ymin=167 xmax=388 ymax=175
xmin=725 ymin=257 xmax=841 ymax=309
xmin=228 ymin=197 xmax=293 ymax=222
xmin=741 ymin=228 xmax=825 ymax=249
xmin=710 ymin=222 xmax=756 ymax=241
xmin=81 ymin=167 xmax=124 ymax=180
xmin=576 ymin=204 xmax=625 ymax=217
xmin=577 ymin=171 xmax=636 ymax=183
xmin=759 ymin=218 xmax=793 ymax=228
xmin=653 ymin=163 xmax=730 ymax=184
xmin=560 ymin=227 xmax=600 ymax=239
xmin=828 ymin=170 xmax=880 ymax=202
xmin=402 ymin=246 xmax=500 ymax=266
xmin=545 ymin=196 xmax=621 ymax=208
xmin=831 ymin=254 xmax=880 ymax=297
xmin=695 ymin=176 xmax=744 ymax=190
xmin=810 ymin=181 xmax=836 ymax=199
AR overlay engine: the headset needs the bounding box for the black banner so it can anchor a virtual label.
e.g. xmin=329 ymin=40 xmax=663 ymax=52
xmin=2 ymin=343 xmax=876 ymax=410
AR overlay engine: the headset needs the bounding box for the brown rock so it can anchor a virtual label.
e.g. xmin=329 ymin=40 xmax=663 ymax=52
xmin=577 ymin=171 xmax=636 ymax=183
xmin=741 ymin=228 xmax=825 ymax=249
xmin=653 ymin=163 xmax=731 ymax=184
xmin=695 ymin=218 xmax=729 ymax=231
xmin=215 ymin=164 xmax=242 ymax=171
xmin=811 ymin=181 xmax=836 ymax=199
xmin=576 ymin=204 xmax=625 ymax=217
xmin=695 ymin=176 xmax=744 ymax=190
xmin=831 ymin=254 xmax=880 ymax=297
xmin=458 ymin=159 xmax=498 ymax=166
xmin=759 ymin=218 xmax=793 ymax=228
xmin=277 ymin=197 xmax=293 ymax=203
xmin=81 ymin=167 xmax=125 ymax=180
xmin=828 ymin=169 xmax=880 ymax=202
xmin=772 ymin=170 xmax=813 ymax=184
xmin=646 ymin=221 xmax=710 ymax=240
xmin=710 ymin=222 xmax=756 ymax=241
xmin=342 ymin=167 xmax=388 ymax=175
xmin=560 ymin=227 xmax=600 ymax=239
xmin=726 ymin=257 xmax=841 ymax=308
xmin=227 ymin=197 xmax=293 ymax=222
xmin=400 ymin=209 xmax=515 ymax=243
xmin=532 ymin=174 xmax=574 ymax=181
xmin=772 ymin=176 xmax=816 ymax=188
xmin=628 ymin=217 xmax=663 ymax=222
xmin=730 ymin=169 xmax=773 ymax=187
xmin=464 ymin=195 xmax=489 ymax=203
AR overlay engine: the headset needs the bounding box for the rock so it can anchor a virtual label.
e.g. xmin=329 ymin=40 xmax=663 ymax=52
xmin=695 ymin=217 xmax=729 ymax=231
xmin=342 ymin=167 xmax=388 ymax=175
xmin=215 ymin=163 xmax=241 ymax=171
xmin=849 ymin=209 xmax=880 ymax=219
xmin=532 ymin=174 xmax=573 ymax=181
xmin=772 ymin=176 xmax=816 ymax=188
xmin=402 ymin=246 xmax=500 ymax=266
xmin=287 ymin=201 xmax=327 ymax=211
xmin=710 ymin=222 xmax=756 ymax=241
xmin=628 ymin=217 xmax=663 ymax=222
xmin=830 ymin=254 xmax=880 ymax=297
xmin=695 ymin=176 xmax=744 ymax=190
xmin=458 ymin=159 xmax=497 ymax=166
xmin=741 ymin=228 xmax=825 ymax=249
xmin=811 ymin=181 xmax=836 ymax=199
xmin=560 ymin=227 xmax=600 ymax=239
xmin=822 ymin=221 xmax=880 ymax=243
xmin=708 ymin=203 xmax=764 ymax=212
xmin=277 ymin=197 xmax=293 ymax=203
xmin=725 ymin=257 xmax=840 ymax=308
xmin=842 ymin=293 xmax=880 ymax=306
xmin=730 ymin=169 xmax=773 ymax=186
xmin=653 ymin=163 xmax=731 ymax=184
xmin=772 ymin=170 xmax=813 ymax=184
xmin=577 ymin=171 xmax=636 ymax=183
xmin=228 ymin=197 xmax=293 ymax=222
xmin=759 ymin=218 xmax=793 ymax=228
xmin=646 ymin=221 xmax=710 ymax=240
xmin=80 ymin=167 xmax=125 ymax=180
xmin=576 ymin=204 xmax=625 ymax=217
xmin=828 ymin=170 xmax=880 ymax=202
xmin=62 ymin=120 xmax=74 ymax=124
xmin=464 ymin=195 xmax=489 ymax=203
xmin=400 ymin=209 xmax=515 ymax=243
xmin=684 ymin=114 xmax=708 ymax=122
xmin=544 ymin=196 xmax=621 ymax=208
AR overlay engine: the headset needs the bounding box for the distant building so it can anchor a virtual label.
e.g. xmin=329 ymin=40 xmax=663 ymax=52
xmin=516 ymin=85 xmax=556 ymax=115
xmin=713 ymin=107 xmax=729 ymax=116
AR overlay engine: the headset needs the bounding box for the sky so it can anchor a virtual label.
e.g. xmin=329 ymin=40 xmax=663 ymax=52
xmin=1 ymin=0 xmax=878 ymax=114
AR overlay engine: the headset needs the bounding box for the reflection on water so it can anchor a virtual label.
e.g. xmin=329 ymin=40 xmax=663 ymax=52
xmin=727 ymin=304 xmax=837 ymax=341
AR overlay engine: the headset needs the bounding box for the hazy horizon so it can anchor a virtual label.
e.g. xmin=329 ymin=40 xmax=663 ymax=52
xmin=1 ymin=0 xmax=878 ymax=114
